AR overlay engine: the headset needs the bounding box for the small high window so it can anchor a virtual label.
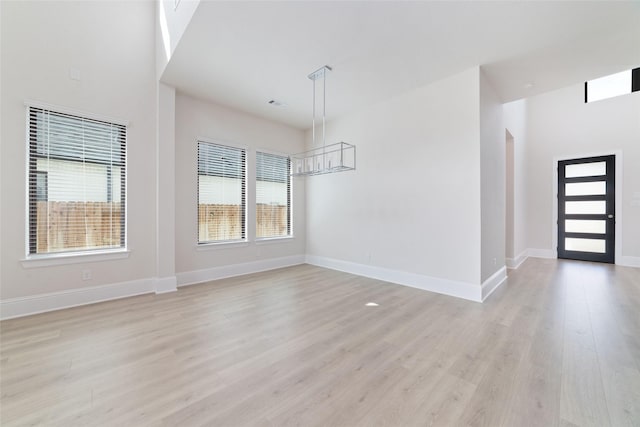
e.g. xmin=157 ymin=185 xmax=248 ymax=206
xmin=585 ymin=67 xmax=640 ymax=103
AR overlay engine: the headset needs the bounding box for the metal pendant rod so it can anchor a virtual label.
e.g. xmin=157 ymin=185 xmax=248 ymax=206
xmin=312 ymin=77 xmax=315 ymax=150
xmin=308 ymin=65 xmax=332 ymax=151
xmin=322 ymin=68 xmax=326 ymax=169
xmin=291 ymin=65 xmax=355 ymax=178
xmin=323 ymin=68 xmax=326 ymax=149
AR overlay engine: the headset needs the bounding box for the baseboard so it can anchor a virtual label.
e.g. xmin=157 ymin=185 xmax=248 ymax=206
xmin=1 ymin=256 xmax=305 ymax=320
xmin=305 ymin=255 xmax=482 ymax=302
xmin=176 ymin=255 xmax=306 ymax=287
xmin=13 ymin=247 xmax=611 ymax=320
xmin=155 ymin=276 xmax=177 ymax=294
xmin=481 ymin=266 xmax=507 ymax=301
xmin=618 ymin=256 xmax=640 ymax=268
xmin=527 ymin=248 xmax=556 ymax=259
xmin=506 ymin=251 xmax=528 ymax=269
xmin=524 ymin=248 xmax=639 ymax=268
xmin=0 ymin=278 xmax=155 ymax=320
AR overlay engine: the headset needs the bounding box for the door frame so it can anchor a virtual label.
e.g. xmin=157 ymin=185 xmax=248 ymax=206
xmin=558 ymin=155 xmax=615 ymax=263
xmin=552 ymin=150 xmax=622 ymax=263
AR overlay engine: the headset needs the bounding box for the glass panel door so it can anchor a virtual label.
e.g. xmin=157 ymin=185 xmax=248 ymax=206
xmin=558 ymin=155 xmax=615 ymax=263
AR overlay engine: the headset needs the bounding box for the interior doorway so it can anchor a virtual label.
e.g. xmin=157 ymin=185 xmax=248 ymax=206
xmin=505 ymin=130 xmax=515 ymax=263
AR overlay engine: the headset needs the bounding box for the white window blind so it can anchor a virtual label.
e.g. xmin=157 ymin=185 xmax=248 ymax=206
xmin=198 ymin=141 xmax=246 ymax=243
xmin=256 ymin=152 xmax=291 ymax=238
xmin=28 ymin=107 xmax=126 ymax=255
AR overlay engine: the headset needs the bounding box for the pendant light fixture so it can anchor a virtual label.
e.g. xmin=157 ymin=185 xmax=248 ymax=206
xmin=290 ymin=65 xmax=356 ymax=177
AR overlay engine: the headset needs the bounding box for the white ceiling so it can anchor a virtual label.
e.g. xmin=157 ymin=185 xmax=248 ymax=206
xmin=161 ymin=1 xmax=640 ymax=130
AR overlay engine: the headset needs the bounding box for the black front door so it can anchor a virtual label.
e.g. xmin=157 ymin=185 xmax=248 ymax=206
xmin=558 ymin=155 xmax=615 ymax=263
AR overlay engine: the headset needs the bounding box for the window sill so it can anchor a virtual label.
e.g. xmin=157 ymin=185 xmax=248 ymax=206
xmin=196 ymin=241 xmax=249 ymax=251
xmin=21 ymin=249 xmax=130 ymax=268
xmin=255 ymin=236 xmax=295 ymax=245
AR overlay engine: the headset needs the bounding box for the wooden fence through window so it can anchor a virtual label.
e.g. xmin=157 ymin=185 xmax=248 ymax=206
xmin=35 ymin=202 xmax=289 ymax=252
xmin=198 ymin=204 xmax=288 ymax=242
xmin=36 ymin=201 xmax=122 ymax=253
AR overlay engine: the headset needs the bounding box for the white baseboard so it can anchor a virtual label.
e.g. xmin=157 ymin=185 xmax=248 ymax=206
xmin=527 ymin=248 xmax=556 ymax=259
xmin=305 ymin=255 xmax=482 ymax=302
xmin=524 ymin=248 xmax=639 ymax=268
xmin=481 ymin=266 xmax=507 ymax=301
xmin=0 ymin=255 xmax=305 ymax=320
xmin=9 ymin=250 xmax=629 ymax=321
xmin=506 ymin=251 xmax=528 ymax=269
xmin=618 ymin=256 xmax=640 ymax=268
xmin=0 ymin=278 xmax=155 ymax=320
xmin=155 ymin=276 xmax=177 ymax=294
xmin=176 ymin=255 xmax=306 ymax=287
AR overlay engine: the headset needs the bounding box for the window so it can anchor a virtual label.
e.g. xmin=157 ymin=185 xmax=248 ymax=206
xmin=585 ymin=67 xmax=640 ymax=103
xmin=198 ymin=141 xmax=246 ymax=243
xmin=28 ymin=107 xmax=126 ymax=255
xmin=256 ymin=152 xmax=291 ymax=238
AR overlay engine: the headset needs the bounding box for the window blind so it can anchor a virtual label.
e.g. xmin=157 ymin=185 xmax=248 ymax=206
xmin=256 ymin=152 xmax=291 ymax=238
xmin=197 ymin=141 xmax=246 ymax=243
xmin=28 ymin=107 xmax=126 ymax=255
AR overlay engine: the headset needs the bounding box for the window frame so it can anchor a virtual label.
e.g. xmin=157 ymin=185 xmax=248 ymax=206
xmin=24 ymin=101 xmax=128 ymax=259
xmin=255 ymin=150 xmax=293 ymax=240
xmin=585 ymin=66 xmax=640 ymax=103
xmin=196 ymin=138 xmax=247 ymax=245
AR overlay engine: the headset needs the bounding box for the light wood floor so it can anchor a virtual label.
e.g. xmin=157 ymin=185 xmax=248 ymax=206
xmin=1 ymin=258 xmax=639 ymax=426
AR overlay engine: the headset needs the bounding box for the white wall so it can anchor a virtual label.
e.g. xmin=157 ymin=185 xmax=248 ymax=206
xmin=503 ymin=99 xmax=528 ymax=264
xmin=479 ymin=70 xmax=506 ymax=281
xmin=526 ymin=83 xmax=640 ymax=263
xmin=174 ymin=93 xmax=306 ymax=277
xmin=0 ymin=1 xmax=157 ymax=299
xmin=305 ymin=68 xmax=483 ymax=292
xmin=156 ymin=0 xmax=200 ymax=78
xmin=156 ymin=82 xmax=177 ymax=290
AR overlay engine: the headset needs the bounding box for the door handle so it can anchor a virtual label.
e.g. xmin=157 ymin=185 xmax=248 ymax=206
xmin=608 ymin=214 xmax=614 ymax=219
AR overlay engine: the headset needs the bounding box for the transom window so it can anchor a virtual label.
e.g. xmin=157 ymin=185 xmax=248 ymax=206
xmin=585 ymin=67 xmax=639 ymax=103
xmin=28 ymin=106 xmax=127 ymax=255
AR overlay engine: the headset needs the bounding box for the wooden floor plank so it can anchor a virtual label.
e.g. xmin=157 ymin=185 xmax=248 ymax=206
xmin=1 ymin=259 xmax=639 ymax=426
xmin=559 ymin=262 xmax=612 ymax=427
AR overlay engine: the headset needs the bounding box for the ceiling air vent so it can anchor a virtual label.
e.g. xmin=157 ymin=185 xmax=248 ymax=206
xmin=268 ymin=99 xmax=286 ymax=107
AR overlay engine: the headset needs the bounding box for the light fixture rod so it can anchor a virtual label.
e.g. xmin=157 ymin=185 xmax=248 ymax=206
xmin=290 ymin=65 xmax=355 ymax=178
xmin=312 ymin=75 xmax=316 ymax=152
xmin=308 ymin=65 xmax=331 ymax=155
xmin=322 ymin=66 xmax=327 ymax=168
